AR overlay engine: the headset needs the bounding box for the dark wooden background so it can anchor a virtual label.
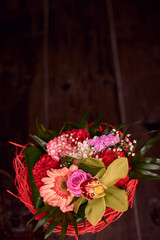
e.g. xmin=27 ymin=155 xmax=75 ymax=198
xmin=0 ymin=0 xmax=160 ymax=240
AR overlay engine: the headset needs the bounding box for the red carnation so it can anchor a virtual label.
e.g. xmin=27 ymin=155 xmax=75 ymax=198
xmin=97 ymin=148 xmax=125 ymax=167
xmin=32 ymin=154 xmax=60 ymax=190
xmin=61 ymin=129 xmax=90 ymax=147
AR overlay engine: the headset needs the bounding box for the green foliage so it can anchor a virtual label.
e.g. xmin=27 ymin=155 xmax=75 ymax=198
xmin=115 ymin=122 xmax=129 ymax=131
xmin=89 ymin=115 xmax=104 ymax=137
xmin=129 ymin=169 xmax=160 ymax=179
xmin=129 ymin=135 xmax=160 ymax=179
xmin=67 ymin=212 xmax=78 ymax=236
xmin=28 ymin=205 xmax=63 ymax=240
xmin=36 ymin=120 xmax=58 ymax=141
xmin=79 ymin=157 xmax=105 ymax=176
xmin=67 ymin=196 xmax=79 ymax=207
xmin=30 ymin=134 xmax=47 ymax=151
xmin=80 ymin=157 xmax=105 ymax=168
xmin=60 ymin=214 xmax=68 ymax=240
xmin=132 ymin=135 xmax=160 ymax=162
xmin=102 ymin=216 xmax=107 ymax=224
xmin=103 ymin=124 xmax=112 ymax=135
xmin=34 ymin=207 xmax=60 ymax=232
xmin=80 ymin=108 xmax=92 ymax=130
xmin=76 ymin=203 xmax=86 ymax=228
xmin=45 ymin=215 xmax=62 ymax=239
xmin=74 ymin=197 xmax=87 ymax=213
xmin=61 ymin=156 xmax=76 ymax=168
xmin=27 ymin=205 xmax=54 ymax=225
xmin=24 ymin=146 xmax=44 ymax=209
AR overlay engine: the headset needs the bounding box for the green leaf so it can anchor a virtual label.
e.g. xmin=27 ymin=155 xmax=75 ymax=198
xmin=104 ymin=186 xmax=128 ymax=211
xmin=74 ymin=197 xmax=87 ymax=213
xmin=60 ymin=214 xmax=68 ymax=240
xmin=80 ymin=108 xmax=92 ymax=129
xmin=132 ymin=157 xmax=160 ymax=165
xmin=100 ymin=158 xmax=128 ymax=188
xmin=27 ymin=205 xmax=53 ymax=225
xmin=120 ymin=121 xmax=141 ymax=140
xmin=89 ymin=115 xmax=104 ymax=137
xmin=71 ymin=122 xmax=81 ymax=129
xmin=61 ymin=156 xmax=75 ymax=167
xmin=36 ymin=120 xmax=58 ymax=141
xmin=45 ymin=215 xmax=62 ymax=239
xmin=30 ymin=134 xmax=47 ymax=150
xmin=59 ymin=116 xmax=69 ymax=135
xmin=79 ymin=164 xmax=104 ymax=177
xmin=79 ymin=158 xmax=105 ymax=176
xmin=133 ymin=136 xmax=160 ymax=161
xmin=67 ymin=196 xmax=79 ymax=207
xmin=102 ymin=216 xmax=107 ymax=224
xmin=129 ymin=169 xmax=160 ymax=179
xmin=80 ymin=158 xmax=105 ymax=168
xmin=24 ymin=146 xmax=44 ymax=209
xmin=67 ymin=212 xmax=78 ymax=236
xmin=76 ymin=204 xmax=86 ymax=228
xmin=132 ymin=163 xmax=160 ymax=170
xmin=115 ymin=122 xmax=129 ymax=131
xmin=130 ymin=130 xmax=158 ymax=161
xmin=103 ymin=124 xmax=111 ymax=135
xmin=85 ymin=197 xmax=106 ymax=225
xmin=34 ymin=207 xmax=61 ymax=232
xmin=120 ymin=125 xmax=130 ymax=140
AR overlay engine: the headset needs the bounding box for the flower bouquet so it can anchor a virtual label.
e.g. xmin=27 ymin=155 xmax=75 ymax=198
xmin=10 ymin=113 xmax=160 ymax=240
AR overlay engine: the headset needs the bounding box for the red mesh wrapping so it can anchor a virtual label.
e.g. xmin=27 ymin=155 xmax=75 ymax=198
xmin=9 ymin=142 xmax=138 ymax=238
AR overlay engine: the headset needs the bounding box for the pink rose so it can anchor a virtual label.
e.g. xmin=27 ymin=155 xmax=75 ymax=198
xmin=67 ymin=169 xmax=92 ymax=197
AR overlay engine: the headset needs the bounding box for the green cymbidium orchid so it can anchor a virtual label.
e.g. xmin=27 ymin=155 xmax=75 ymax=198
xmin=82 ymin=157 xmax=129 ymax=225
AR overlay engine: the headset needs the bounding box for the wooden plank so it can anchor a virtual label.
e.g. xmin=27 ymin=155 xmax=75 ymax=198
xmin=112 ymin=1 xmax=160 ymax=240
xmin=48 ymin=0 xmax=119 ymax=129
xmin=1 ymin=0 xmax=160 ymax=239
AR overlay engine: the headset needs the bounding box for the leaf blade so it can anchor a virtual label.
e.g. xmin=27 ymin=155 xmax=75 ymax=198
xmin=133 ymin=136 xmax=160 ymax=161
xmin=24 ymin=146 xmax=44 ymax=209
xmin=60 ymin=214 xmax=68 ymax=240
xmin=30 ymin=134 xmax=47 ymax=150
xmin=67 ymin=212 xmax=78 ymax=236
xmin=45 ymin=215 xmax=62 ymax=240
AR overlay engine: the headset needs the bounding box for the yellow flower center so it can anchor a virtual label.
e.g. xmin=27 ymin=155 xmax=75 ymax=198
xmin=95 ymin=185 xmax=104 ymax=194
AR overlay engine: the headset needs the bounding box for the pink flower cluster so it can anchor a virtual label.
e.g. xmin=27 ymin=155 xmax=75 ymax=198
xmin=46 ymin=129 xmax=90 ymax=160
xmin=88 ymin=134 xmax=120 ymax=151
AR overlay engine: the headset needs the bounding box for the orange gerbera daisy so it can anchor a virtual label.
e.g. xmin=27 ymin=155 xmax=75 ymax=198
xmin=39 ymin=167 xmax=75 ymax=212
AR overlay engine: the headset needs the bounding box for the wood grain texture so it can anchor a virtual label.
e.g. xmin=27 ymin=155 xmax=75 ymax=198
xmin=0 ymin=0 xmax=160 ymax=239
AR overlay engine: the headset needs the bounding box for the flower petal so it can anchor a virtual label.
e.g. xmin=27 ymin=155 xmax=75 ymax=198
xmin=100 ymin=158 xmax=128 ymax=187
xmin=104 ymin=185 xmax=128 ymax=211
xmin=85 ymin=197 xmax=106 ymax=225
